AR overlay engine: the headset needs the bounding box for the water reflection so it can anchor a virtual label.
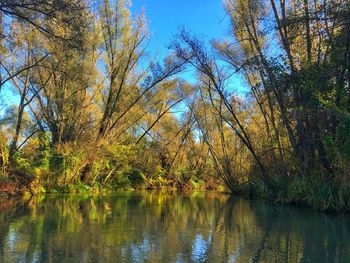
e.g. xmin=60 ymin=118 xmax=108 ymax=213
xmin=0 ymin=192 xmax=349 ymax=263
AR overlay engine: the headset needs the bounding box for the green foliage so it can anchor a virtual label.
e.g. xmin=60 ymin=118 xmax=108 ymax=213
xmin=125 ymin=168 xmax=145 ymax=188
xmin=247 ymin=181 xmax=273 ymax=200
xmin=285 ymin=177 xmax=311 ymax=203
xmin=188 ymin=178 xmax=205 ymax=189
xmin=66 ymin=183 xmax=92 ymax=194
xmin=13 ymin=152 xmax=32 ymax=172
xmin=36 ymin=132 xmax=51 ymax=169
xmin=111 ymin=172 xmax=132 ymax=190
xmin=173 ymin=166 xmax=195 ymax=184
xmin=0 ymin=133 xmax=9 ymax=177
xmin=336 ymin=113 xmax=350 ymax=158
xmin=152 ymin=164 xmax=166 ymax=179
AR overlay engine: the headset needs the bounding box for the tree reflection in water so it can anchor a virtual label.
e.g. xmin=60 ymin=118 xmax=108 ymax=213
xmin=0 ymin=192 xmax=349 ymax=263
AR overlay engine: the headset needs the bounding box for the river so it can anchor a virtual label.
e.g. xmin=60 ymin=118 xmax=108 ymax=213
xmin=0 ymin=191 xmax=349 ymax=262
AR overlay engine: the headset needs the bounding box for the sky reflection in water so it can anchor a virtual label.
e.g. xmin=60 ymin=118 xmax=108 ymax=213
xmin=0 ymin=191 xmax=349 ymax=263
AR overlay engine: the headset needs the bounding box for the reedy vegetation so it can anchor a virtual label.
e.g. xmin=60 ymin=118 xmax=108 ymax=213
xmin=0 ymin=0 xmax=349 ymax=211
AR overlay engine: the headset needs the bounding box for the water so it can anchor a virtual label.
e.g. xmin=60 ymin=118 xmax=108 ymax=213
xmin=0 ymin=191 xmax=349 ymax=263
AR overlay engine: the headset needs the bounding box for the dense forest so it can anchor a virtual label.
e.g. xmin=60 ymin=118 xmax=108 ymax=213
xmin=0 ymin=0 xmax=349 ymax=211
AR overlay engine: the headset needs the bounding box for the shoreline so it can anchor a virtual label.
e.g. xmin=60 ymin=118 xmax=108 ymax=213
xmin=0 ymin=184 xmax=349 ymax=214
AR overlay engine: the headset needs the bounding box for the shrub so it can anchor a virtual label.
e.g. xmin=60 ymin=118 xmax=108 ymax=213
xmin=125 ymin=168 xmax=145 ymax=188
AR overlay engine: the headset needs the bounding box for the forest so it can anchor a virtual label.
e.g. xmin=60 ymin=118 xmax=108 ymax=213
xmin=0 ymin=0 xmax=349 ymax=212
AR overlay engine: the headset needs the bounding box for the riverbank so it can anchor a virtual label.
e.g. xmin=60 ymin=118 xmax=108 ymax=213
xmin=1 ymin=175 xmax=350 ymax=213
xmin=237 ymin=176 xmax=350 ymax=213
xmin=0 ymin=178 xmax=26 ymax=198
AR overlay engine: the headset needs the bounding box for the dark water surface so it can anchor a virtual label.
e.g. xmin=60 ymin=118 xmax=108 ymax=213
xmin=0 ymin=191 xmax=349 ymax=262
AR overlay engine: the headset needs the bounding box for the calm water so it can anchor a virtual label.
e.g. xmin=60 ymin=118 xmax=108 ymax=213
xmin=0 ymin=192 xmax=349 ymax=263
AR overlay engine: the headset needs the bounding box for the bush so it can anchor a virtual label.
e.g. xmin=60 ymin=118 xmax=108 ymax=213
xmin=125 ymin=168 xmax=145 ymax=188
xmin=285 ymin=177 xmax=310 ymax=203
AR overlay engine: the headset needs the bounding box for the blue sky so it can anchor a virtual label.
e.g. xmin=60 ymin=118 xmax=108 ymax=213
xmin=130 ymin=0 xmax=246 ymax=95
xmin=130 ymin=0 xmax=230 ymax=58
